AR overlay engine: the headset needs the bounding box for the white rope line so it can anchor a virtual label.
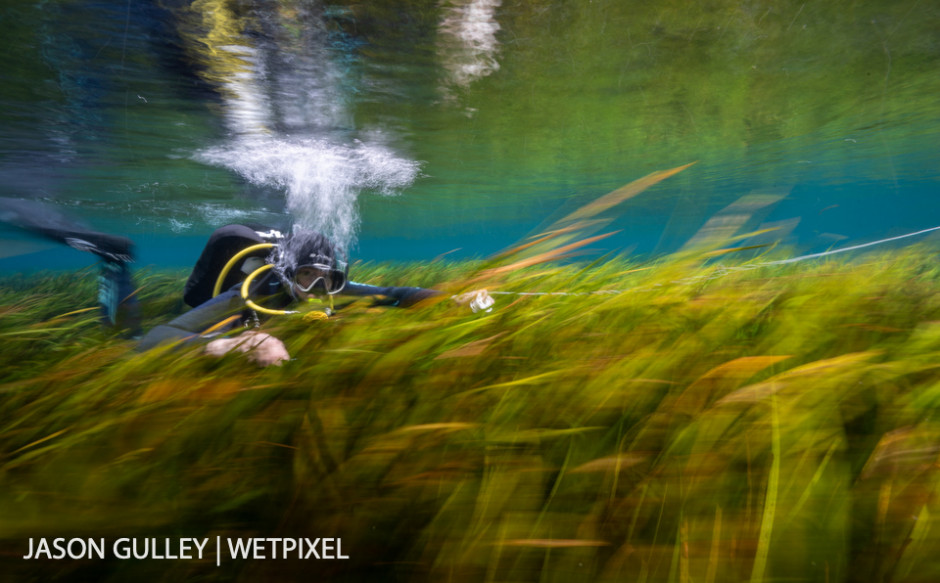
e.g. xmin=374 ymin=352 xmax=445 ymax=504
xmin=486 ymin=224 xmax=940 ymax=297
xmin=756 ymin=224 xmax=940 ymax=266
xmin=489 ymin=290 xmax=625 ymax=296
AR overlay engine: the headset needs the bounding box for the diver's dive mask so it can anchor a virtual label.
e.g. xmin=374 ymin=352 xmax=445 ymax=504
xmin=293 ymin=261 xmax=347 ymax=295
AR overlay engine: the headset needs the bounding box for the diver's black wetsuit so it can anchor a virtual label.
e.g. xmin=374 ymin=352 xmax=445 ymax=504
xmin=138 ymin=280 xmax=438 ymax=350
xmin=138 ymin=224 xmax=439 ymax=351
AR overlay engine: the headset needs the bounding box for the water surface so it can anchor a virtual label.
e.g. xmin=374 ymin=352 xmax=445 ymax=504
xmin=1 ymin=0 xmax=937 ymax=270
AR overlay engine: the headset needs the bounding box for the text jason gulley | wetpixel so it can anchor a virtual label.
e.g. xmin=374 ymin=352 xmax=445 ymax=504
xmin=23 ymin=537 xmax=349 ymax=560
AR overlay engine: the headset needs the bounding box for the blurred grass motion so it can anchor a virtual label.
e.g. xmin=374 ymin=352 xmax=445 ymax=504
xmin=2 ymin=172 xmax=940 ymax=581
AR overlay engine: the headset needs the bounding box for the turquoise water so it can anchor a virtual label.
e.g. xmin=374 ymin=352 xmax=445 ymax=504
xmin=1 ymin=0 xmax=938 ymax=271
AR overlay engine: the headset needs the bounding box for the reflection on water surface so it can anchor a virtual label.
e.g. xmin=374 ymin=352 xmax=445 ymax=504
xmin=0 ymin=0 xmax=937 ymax=268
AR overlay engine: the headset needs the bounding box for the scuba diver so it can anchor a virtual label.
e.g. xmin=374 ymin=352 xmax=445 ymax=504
xmin=0 ymin=199 xmax=494 ymax=366
xmin=142 ymin=223 xmax=492 ymax=366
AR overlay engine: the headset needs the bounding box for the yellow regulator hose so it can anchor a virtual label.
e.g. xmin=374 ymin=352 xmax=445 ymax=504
xmin=240 ymin=263 xmax=297 ymax=316
xmin=212 ymin=243 xmax=276 ymax=297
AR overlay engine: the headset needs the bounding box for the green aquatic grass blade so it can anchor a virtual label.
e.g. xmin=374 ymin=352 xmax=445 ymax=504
xmin=556 ymin=162 xmax=697 ymax=225
xmin=705 ymin=506 xmax=722 ymax=583
xmin=750 ymin=392 xmax=780 ymax=583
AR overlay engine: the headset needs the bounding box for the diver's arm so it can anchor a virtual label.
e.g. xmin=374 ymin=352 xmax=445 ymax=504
xmin=138 ymin=288 xmax=290 ymax=365
xmin=342 ymin=281 xmax=443 ymax=307
xmin=137 ymin=289 xmax=245 ymax=351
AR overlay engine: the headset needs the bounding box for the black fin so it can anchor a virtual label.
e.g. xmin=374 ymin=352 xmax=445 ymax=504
xmin=0 ymin=197 xmax=135 ymax=263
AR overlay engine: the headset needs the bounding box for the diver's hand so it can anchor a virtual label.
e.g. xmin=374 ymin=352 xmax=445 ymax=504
xmin=205 ymin=330 xmax=290 ymax=367
xmin=453 ymin=289 xmax=495 ymax=313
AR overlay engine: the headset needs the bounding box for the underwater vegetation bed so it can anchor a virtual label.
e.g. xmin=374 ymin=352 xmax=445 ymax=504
xmin=1 ymin=244 xmax=939 ymax=583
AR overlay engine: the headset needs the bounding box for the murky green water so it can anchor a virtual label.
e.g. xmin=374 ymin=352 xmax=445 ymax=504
xmin=1 ymin=0 xmax=937 ymax=269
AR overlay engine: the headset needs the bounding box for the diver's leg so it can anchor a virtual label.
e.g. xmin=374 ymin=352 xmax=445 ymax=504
xmin=98 ymin=259 xmax=141 ymax=336
xmin=0 ymin=197 xmax=141 ymax=335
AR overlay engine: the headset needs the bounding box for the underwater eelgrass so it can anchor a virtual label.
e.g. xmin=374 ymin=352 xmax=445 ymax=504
xmin=0 ymin=160 xmax=937 ymax=582
xmin=1 ymin=243 xmax=939 ymax=582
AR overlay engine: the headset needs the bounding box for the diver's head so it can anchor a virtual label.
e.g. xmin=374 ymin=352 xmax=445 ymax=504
xmin=272 ymin=229 xmax=348 ymax=298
